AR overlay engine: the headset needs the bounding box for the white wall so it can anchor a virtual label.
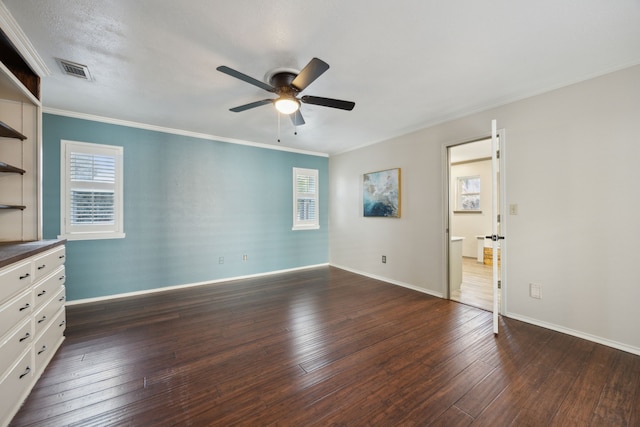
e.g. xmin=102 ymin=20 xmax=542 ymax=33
xmin=450 ymin=159 xmax=493 ymax=257
xmin=329 ymin=64 xmax=640 ymax=354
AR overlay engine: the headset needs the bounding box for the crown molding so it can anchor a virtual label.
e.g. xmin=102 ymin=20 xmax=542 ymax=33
xmin=43 ymin=107 xmax=330 ymax=158
xmin=0 ymin=1 xmax=50 ymax=77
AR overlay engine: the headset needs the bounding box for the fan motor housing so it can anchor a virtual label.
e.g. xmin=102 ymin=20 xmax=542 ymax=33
xmin=269 ymin=72 xmax=298 ymax=96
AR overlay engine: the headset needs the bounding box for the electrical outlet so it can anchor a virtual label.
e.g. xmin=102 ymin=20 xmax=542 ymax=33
xmin=530 ymin=283 xmax=542 ymax=299
xmin=382 ymin=255 xmax=386 ymax=264
xmin=219 ymin=257 xmax=224 ymax=264
xmin=242 ymin=254 xmax=248 ymax=261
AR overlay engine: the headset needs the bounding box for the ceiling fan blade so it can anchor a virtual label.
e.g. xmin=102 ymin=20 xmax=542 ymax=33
xmin=217 ymin=65 xmax=275 ymax=92
xmin=301 ymin=95 xmax=355 ymax=111
xmin=229 ymin=99 xmax=273 ymax=112
xmin=291 ymin=58 xmax=329 ymax=92
xmin=290 ymin=110 xmax=305 ymax=126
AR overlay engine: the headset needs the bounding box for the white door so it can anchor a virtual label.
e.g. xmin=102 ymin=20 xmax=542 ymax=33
xmin=489 ymin=120 xmax=505 ymax=335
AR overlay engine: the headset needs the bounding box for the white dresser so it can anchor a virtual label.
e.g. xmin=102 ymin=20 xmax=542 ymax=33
xmin=0 ymin=240 xmax=66 ymax=426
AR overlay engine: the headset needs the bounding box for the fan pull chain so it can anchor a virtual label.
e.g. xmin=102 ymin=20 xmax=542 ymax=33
xmin=277 ymin=112 xmax=281 ymax=143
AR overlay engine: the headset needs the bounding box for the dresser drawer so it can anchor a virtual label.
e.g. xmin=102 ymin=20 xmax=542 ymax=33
xmin=33 ymin=266 xmax=66 ymax=308
xmin=34 ymin=307 xmax=65 ymax=377
xmin=33 ymin=246 xmax=66 ymax=281
xmin=0 ymin=348 xmax=33 ymax=425
xmin=0 ymin=290 xmax=33 ymax=339
xmin=0 ymin=318 xmax=33 ymax=378
xmin=34 ymin=286 xmax=65 ymax=337
xmin=0 ymin=261 xmax=32 ymax=304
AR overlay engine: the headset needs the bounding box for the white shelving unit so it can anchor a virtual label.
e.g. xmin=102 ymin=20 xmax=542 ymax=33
xmin=0 ymin=31 xmax=41 ymax=242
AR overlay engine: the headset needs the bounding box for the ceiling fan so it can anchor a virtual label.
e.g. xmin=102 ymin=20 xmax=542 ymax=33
xmin=216 ymin=57 xmax=355 ymax=126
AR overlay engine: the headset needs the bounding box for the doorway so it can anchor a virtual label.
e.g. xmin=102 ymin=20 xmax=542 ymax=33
xmin=447 ymin=138 xmax=497 ymax=312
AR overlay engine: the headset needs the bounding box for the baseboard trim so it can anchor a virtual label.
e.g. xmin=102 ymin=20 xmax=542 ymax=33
xmin=329 ymin=265 xmax=640 ymax=356
xmin=330 ymin=263 xmax=444 ymax=299
xmin=505 ymin=312 xmax=640 ymax=357
xmin=65 ymin=263 xmax=329 ymax=306
xmin=65 ymin=264 xmax=639 ymax=357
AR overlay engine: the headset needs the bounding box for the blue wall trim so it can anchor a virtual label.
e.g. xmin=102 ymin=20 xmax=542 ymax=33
xmin=43 ymin=114 xmax=329 ymax=300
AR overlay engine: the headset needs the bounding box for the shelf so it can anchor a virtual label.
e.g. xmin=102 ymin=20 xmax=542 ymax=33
xmin=0 ymin=120 xmax=26 ymax=140
xmin=0 ymin=29 xmax=40 ymax=101
xmin=0 ymin=161 xmax=25 ymax=174
xmin=0 ymin=204 xmax=26 ymax=210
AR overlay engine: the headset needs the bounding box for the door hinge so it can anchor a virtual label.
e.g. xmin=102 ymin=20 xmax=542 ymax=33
xmin=497 ymin=214 xmax=501 ymax=223
xmin=498 ymin=280 xmax=501 ymax=289
xmin=496 ymin=150 xmax=500 ymax=159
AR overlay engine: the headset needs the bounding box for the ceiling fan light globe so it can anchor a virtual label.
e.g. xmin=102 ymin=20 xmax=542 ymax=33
xmin=275 ymin=98 xmax=300 ymax=115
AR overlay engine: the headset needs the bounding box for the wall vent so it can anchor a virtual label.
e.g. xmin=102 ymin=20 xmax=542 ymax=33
xmin=56 ymin=58 xmax=92 ymax=80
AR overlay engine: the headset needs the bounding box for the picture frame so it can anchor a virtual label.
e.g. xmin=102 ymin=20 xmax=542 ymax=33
xmin=363 ymin=168 xmax=401 ymax=218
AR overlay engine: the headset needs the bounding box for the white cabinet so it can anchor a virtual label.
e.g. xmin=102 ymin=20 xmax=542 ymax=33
xmin=0 ymin=289 xmax=32 ymax=338
xmin=0 ymin=17 xmax=59 ymax=427
xmin=0 ymin=348 xmax=33 ymax=423
xmin=0 ymin=318 xmax=31 ymax=374
xmin=0 ymin=260 xmax=31 ymax=303
xmin=0 ymin=242 xmax=66 ymax=426
xmin=449 ymin=237 xmax=464 ymax=292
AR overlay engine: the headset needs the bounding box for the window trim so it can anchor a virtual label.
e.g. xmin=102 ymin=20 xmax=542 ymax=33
xmin=292 ymin=167 xmax=320 ymax=231
xmin=59 ymin=140 xmax=125 ymax=241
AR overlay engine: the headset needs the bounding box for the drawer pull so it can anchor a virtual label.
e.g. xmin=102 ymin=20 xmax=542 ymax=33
xmin=59 ymin=295 xmax=66 ymax=302
xmin=37 ymin=290 xmax=47 ymax=297
xmin=19 ymin=366 xmax=31 ymax=379
xmin=59 ymin=275 xmax=66 ymax=281
xmin=20 ymin=273 xmax=30 ymax=280
xmin=38 ymin=345 xmax=47 ymax=355
xmin=37 ymin=264 xmax=46 ymax=270
xmin=38 ymin=315 xmax=47 ymax=324
xmin=19 ymin=332 xmax=31 ymax=342
xmin=59 ymin=320 xmax=66 ymax=327
xmin=19 ymin=303 xmax=31 ymax=311
xmin=59 ymin=255 xmax=65 ymax=259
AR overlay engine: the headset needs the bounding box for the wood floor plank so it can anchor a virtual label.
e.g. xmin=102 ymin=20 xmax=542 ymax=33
xmin=547 ymin=342 xmax=613 ymax=425
xmin=429 ymin=405 xmax=474 ymax=427
xmin=471 ymin=361 xmax=556 ymax=426
xmin=590 ymin=349 xmax=640 ymax=426
xmin=8 ymin=266 xmax=640 ymax=426
xmin=396 ymin=360 xmax=496 ymax=424
xmin=310 ymin=317 xmax=496 ymax=425
xmin=629 ymin=374 xmax=640 ymax=427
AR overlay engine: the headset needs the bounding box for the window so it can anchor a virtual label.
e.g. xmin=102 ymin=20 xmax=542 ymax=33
xmin=59 ymin=140 xmax=125 ymax=240
xmin=293 ymin=167 xmax=319 ymax=230
xmin=457 ymin=175 xmax=481 ymax=211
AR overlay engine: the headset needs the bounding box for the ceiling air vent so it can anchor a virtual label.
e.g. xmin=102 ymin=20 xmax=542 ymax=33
xmin=56 ymin=58 xmax=92 ymax=80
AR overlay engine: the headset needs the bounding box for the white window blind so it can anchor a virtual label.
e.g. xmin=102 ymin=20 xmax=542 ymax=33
xmin=293 ymin=167 xmax=319 ymax=230
xmin=70 ymin=153 xmax=116 ymax=225
xmin=60 ymin=140 xmax=125 ymax=240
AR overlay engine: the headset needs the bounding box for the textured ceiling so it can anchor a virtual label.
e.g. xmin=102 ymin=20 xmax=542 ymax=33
xmin=4 ymin=0 xmax=640 ymax=155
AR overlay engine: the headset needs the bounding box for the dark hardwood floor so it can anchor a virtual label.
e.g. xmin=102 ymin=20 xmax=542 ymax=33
xmin=10 ymin=266 xmax=640 ymax=426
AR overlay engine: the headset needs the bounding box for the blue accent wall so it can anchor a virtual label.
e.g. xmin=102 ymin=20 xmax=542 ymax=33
xmin=43 ymin=114 xmax=329 ymax=300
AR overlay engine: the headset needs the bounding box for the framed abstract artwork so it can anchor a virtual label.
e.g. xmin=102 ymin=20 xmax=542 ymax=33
xmin=363 ymin=168 xmax=401 ymax=218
